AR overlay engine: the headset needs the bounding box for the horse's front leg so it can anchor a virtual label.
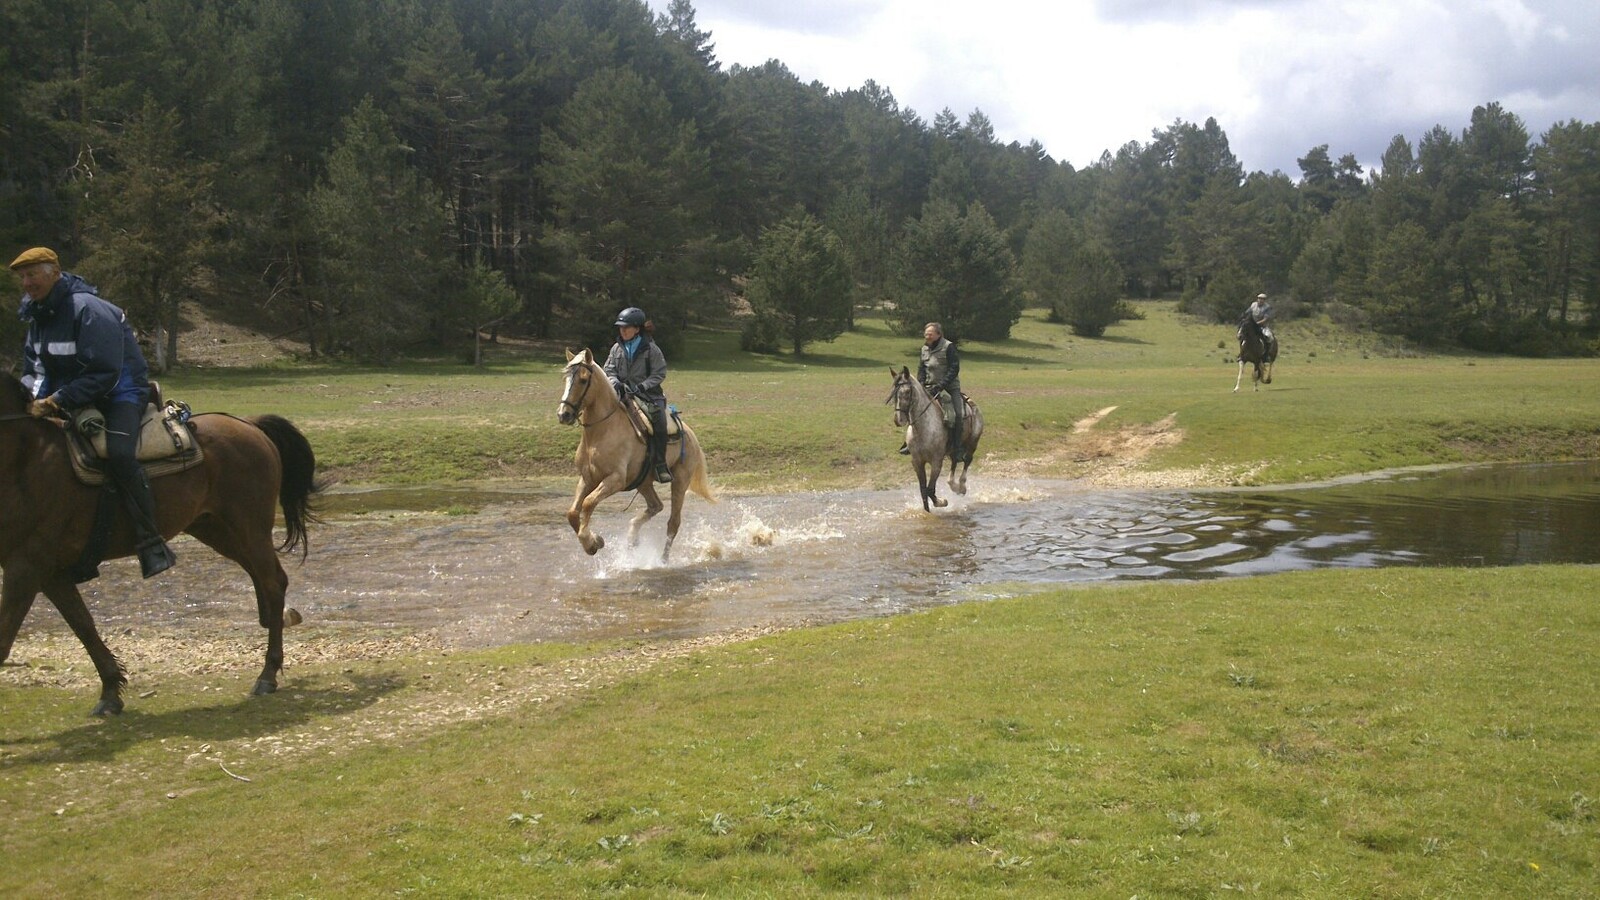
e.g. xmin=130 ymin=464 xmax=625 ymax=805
xmin=0 ymin=573 xmax=41 ymax=665
xmin=40 ymin=576 xmax=126 ymax=716
xmin=914 ymin=460 xmax=930 ymax=511
xmin=1234 ymin=359 xmax=1245 ymax=393
xmin=917 ymin=460 xmax=946 ymax=510
xmin=573 ymin=478 xmax=621 ymax=555
xmin=628 ymin=484 xmax=665 ymax=549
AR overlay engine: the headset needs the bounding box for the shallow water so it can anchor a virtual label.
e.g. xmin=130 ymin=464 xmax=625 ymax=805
xmin=58 ymin=460 xmax=1600 ymax=648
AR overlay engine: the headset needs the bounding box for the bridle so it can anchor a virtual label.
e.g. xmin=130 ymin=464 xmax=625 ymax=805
xmin=559 ymin=361 xmax=619 ymax=428
xmin=885 ymin=377 xmax=934 ymax=426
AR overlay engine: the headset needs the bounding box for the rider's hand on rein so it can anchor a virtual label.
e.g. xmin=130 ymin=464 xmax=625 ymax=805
xmin=28 ymin=396 xmax=61 ymax=419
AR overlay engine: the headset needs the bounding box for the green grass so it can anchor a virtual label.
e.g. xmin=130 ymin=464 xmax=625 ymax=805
xmin=158 ymin=303 xmax=1600 ymax=490
xmin=2 ymin=567 xmax=1596 ymax=896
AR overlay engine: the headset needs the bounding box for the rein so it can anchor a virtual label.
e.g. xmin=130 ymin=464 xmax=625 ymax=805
xmin=0 ymin=412 xmax=36 ymax=423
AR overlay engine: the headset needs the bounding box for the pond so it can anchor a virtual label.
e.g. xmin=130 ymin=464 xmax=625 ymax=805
xmin=64 ymin=460 xmax=1600 ymax=648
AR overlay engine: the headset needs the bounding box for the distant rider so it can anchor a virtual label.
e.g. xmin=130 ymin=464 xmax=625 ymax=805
xmin=1238 ymin=292 xmax=1273 ymax=346
xmin=602 ymin=307 xmax=673 ymax=484
xmin=12 ymin=246 xmax=177 ymax=580
xmin=899 ymin=322 xmax=966 ymax=462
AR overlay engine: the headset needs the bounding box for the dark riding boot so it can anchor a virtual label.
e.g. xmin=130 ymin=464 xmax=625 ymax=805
xmin=121 ymin=468 xmax=176 ymax=578
xmin=947 ymin=425 xmax=964 ymax=462
xmin=104 ymin=402 xmax=176 ymax=578
xmin=648 ymin=409 xmax=672 ymax=484
xmin=653 ymin=439 xmax=673 ymax=483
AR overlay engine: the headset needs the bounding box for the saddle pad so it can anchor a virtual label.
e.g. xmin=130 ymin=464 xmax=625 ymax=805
xmin=67 ymin=439 xmax=205 ymax=486
xmin=66 ymin=403 xmax=205 ymax=486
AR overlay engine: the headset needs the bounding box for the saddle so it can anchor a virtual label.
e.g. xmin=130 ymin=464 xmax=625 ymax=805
xmin=66 ymin=388 xmax=204 ymax=485
xmin=935 ymin=391 xmax=976 ymax=427
xmin=623 ymin=396 xmax=683 ymax=440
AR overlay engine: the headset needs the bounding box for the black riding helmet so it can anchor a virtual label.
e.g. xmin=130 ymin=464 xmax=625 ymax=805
xmin=614 ymin=307 xmax=647 ymax=328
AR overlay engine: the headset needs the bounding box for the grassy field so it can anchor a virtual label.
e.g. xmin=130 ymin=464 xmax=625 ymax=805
xmin=1 ymin=567 xmax=1596 ymax=896
xmin=156 ymin=302 xmax=1600 ymax=493
xmin=2 ymin=304 xmax=1597 ymax=896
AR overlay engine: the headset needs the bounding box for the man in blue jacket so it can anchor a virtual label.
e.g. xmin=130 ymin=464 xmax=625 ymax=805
xmin=12 ymin=247 xmax=177 ymax=580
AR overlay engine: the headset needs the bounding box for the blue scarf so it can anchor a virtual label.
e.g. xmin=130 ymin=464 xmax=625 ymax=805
xmin=622 ymin=335 xmax=642 ymax=360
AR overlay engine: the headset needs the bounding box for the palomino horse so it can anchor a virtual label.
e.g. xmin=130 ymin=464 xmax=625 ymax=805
xmin=1234 ymin=326 xmax=1279 ymax=392
xmin=0 ymin=372 xmax=321 ymax=716
xmin=887 ymin=367 xmax=983 ymax=511
xmin=557 ymin=348 xmax=714 ymax=561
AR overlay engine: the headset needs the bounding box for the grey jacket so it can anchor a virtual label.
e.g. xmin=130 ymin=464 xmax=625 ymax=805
xmin=918 ymin=338 xmax=961 ymax=396
xmin=602 ymin=336 xmax=667 ymax=401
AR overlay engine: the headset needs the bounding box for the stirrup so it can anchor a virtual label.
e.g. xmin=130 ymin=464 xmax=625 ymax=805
xmin=654 ymin=466 xmax=673 ymax=484
xmin=138 ymin=542 xmax=177 ymax=579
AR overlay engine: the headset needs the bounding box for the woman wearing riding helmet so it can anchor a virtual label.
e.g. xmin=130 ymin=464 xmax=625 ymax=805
xmin=602 ymin=307 xmax=672 ymax=483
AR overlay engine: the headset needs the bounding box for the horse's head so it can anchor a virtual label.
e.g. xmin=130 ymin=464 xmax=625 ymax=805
xmin=886 ymin=366 xmax=916 ymax=427
xmin=558 ymin=348 xmax=604 ymax=426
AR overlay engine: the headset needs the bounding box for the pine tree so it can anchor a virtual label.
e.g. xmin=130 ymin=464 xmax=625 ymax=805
xmin=892 ymin=199 xmax=1021 ymax=341
xmin=80 ymin=97 xmax=220 ymax=371
xmin=743 ymin=209 xmax=852 ymax=355
xmin=307 ymin=98 xmax=452 ymax=362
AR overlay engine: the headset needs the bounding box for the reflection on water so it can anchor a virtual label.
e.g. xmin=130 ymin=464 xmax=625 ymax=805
xmin=58 ymin=461 xmax=1600 ymax=648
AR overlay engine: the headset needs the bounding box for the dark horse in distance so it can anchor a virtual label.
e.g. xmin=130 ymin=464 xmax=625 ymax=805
xmin=0 ymin=373 xmax=321 ymax=716
xmin=1234 ymin=326 xmax=1279 ymax=392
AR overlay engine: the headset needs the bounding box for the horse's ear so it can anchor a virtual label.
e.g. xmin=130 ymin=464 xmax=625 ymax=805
xmin=899 ymin=366 xmax=910 ymax=378
xmin=565 ymin=347 xmax=576 ymax=362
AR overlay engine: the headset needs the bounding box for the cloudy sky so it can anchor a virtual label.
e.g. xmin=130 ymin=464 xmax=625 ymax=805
xmin=643 ymin=0 xmax=1600 ymax=177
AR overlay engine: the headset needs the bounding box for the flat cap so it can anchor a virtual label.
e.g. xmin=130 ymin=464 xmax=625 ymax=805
xmin=9 ymin=247 xmax=59 ymax=270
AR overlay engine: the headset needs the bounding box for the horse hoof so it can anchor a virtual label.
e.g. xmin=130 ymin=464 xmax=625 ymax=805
xmin=252 ymin=678 xmax=278 ymax=696
xmin=91 ymin=696 xmax=124 ymax=717
xmin=934 ymin=498 xmax=948 ymax=508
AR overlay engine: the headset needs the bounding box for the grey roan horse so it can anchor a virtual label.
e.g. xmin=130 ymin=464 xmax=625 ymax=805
xmin=887 ymin=367 xmax=983 ymax=511
xmin=1234 ymin=326 xmax=1279 ymax=392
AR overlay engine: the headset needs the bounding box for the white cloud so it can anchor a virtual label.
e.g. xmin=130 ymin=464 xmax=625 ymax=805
xmin=650 ymin=0 xmax=1600 ymax=175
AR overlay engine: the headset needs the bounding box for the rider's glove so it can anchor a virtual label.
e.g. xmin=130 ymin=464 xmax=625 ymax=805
xmin=28 ymin=395 xmax=61 ymax=418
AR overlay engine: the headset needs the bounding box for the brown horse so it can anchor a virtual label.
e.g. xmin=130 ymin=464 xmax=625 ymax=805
xmin=0 ymin=372 xmax=321 ymax=716
xmin=557 ymin=348 xmax=713 ymax=561
xmin=887 ymin=367 xmax=983 ymax=511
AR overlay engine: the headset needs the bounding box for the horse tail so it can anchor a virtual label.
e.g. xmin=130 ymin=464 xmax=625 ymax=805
xmin=251 ymin=414 xmax=326 ymax=559
xmin=689 ymin=461 xmax=715 ymax=502
xmin=681 ymin=426 xmax=716 ymax=502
